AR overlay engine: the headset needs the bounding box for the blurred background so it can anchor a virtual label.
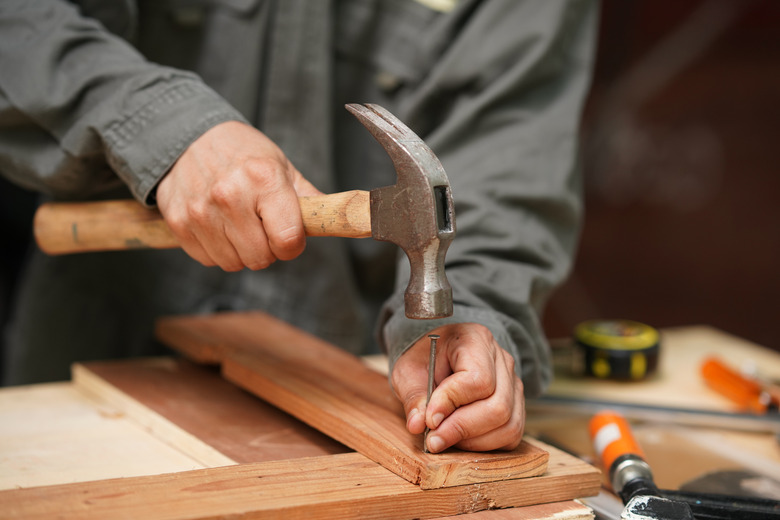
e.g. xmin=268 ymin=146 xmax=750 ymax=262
xmin=2 ymin=0 xmax=779 ymax=359
xmin=544 ymin=0 xmax=780 ymax=351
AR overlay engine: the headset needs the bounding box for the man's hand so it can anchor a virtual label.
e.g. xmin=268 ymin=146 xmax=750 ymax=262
xmin=391 ymin=323 xmax=525 ymax=453
xmin=155 ymin=121 xmax=322 ymax=271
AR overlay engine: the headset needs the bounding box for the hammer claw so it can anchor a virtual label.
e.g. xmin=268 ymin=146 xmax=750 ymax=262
xmin=346 ymin=104 xmax=456 ymax=319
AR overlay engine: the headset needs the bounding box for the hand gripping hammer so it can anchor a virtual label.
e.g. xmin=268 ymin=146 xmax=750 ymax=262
xmin=33 ymin=104 xmax=456 ymax=320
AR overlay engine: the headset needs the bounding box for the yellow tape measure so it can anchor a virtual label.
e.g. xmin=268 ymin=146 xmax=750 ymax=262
xmin=574 ymin=320 xmax=660 ymax=381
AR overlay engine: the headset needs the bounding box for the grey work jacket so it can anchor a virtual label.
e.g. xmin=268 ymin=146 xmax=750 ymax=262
xmin=0 ymin=0 xmax=598 ymax=387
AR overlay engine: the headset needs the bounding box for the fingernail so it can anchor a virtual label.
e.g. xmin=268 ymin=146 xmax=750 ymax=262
xmin=408 ymin=408 xmax=419 ymax=426
xmin=428 ymin=435 xmax=445 ymax=453
xmin=432 ymin=413 xmax=444 ymax=429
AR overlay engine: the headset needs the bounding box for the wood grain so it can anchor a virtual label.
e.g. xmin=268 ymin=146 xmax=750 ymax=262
xmin=34 ymin=192 xmax=370 ymax=255
xmin=155 ymin=311 xmax=551 ymax=489
xmin=299 ymin=190 xmax=371 ymax=238
xmin=0 ymin=439 xmax=599 ymax=520
xmin=0 ymin=382 xmax=207 ymax=491
xmin=75 ymin=358 xmax=348 ymax=463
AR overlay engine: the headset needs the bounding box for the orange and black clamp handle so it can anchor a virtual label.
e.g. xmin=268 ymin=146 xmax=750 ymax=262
xmin=589 ymin=410 xmax=780 ymax=520
xmin=590 ymin=411 xmax=694 ymax=519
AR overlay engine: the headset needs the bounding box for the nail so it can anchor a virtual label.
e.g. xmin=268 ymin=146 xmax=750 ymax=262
xmin=432 ymin=413 xmax=444 ymax=429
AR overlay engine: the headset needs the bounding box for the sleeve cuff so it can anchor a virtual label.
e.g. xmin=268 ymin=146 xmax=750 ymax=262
xmin=102 ymin=79 xmax=249 ymax=206
xmin=378 ymin=301 xmax=521 ymax=377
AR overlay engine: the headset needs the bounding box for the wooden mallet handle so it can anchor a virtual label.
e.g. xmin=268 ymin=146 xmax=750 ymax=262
xmin=34 ymin=191 xmax=371 ymax=255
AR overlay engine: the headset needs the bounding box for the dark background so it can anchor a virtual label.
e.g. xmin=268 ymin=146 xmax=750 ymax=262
xmin=544 ymin=0 xmax=780 ymax=351
xmin=2 ymin=1 xmax=779 ymax=359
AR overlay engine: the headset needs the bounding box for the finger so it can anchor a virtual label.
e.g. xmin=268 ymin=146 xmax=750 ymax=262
xmin=391 ymin=343 xmax=435 ymax=435
xmin=425 ymin=344 xmax=496 ymax=430
xmin=192 ymin=222 xmax=245 ymax=272
xmin=158 ymin=202 xmax=218 ymax=268
xmin=248 ymin=158 xmax=306 ymax=262
xmin=453 ymin=375 xmax=525 ymax=452
xmin=426 ymin=352 xmax=519 ymax=453
xmin=224 ymin=218 xmax=276 ymax=271
xmin=179 ymin=239 xmax=217 ymax=268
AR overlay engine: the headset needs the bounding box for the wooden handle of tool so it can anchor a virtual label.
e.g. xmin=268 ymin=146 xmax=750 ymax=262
xmin=299 ymin=190 xmax=371 ymax=238
xmin=34 ymin=191 xmax=371 ymax=255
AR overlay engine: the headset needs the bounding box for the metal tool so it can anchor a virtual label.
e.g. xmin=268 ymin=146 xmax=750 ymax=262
xmin=590 ymin=410 xmax=780 ymax=519
xmin=33 ymin=104 xmax=456 ymax=320
xmin=423 ymin=333 xmax=439 ymax=453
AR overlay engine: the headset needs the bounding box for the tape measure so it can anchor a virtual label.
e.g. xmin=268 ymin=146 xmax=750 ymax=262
xmin=574 ymin=319 xmax=660 ymax=381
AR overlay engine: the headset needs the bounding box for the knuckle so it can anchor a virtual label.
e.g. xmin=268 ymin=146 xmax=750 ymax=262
xmin=504 ymin=352 xmax=516 ymax=373
xmin=246 ymin=257 xmax=274 ymax=271
xmin=209 ymin=179 xmax=240 ymax=207
xmin=245 ymin=157 xmax=286 ymax=189
xmin=449 ymin=419 xmax=471 ymax=442
xmin=165 ymin=213 xmax=189 ymax=236
xmin=468 ymin=370 xmax=495 ymax=397
xmin=221 ymin=260 xmax=245 ymax=272
xmin=485 ymin=399 xmax=513 ymax=426
xmin=186 ymin=201 xmax=211 ymax=225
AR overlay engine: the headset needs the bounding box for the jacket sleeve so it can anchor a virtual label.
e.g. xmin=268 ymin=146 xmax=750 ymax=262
xmin=378 ymin=0 xmax=599 ymax=397
xmin=0 ymin=0 xmax=246 ymax=203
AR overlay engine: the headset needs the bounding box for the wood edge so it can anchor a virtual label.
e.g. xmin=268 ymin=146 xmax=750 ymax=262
xmin=220 ymin=352 xmax=426 ymax=486
xmin=155 ymin=316 xmax=226 ymax=364
xmin=72 ymin=362 xmax=237 ymax=468
xmin=0 ymin=449 xmax=601 ymax=520
xmin=420 ymin=441 xmax=550 ymax=489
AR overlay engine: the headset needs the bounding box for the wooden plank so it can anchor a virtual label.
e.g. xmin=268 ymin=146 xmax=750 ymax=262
xmin=68 ymin=358 xmax=596 ymax=519
xmin=0 ymin=382 xmax=207 ymax=490
xmin=75 ymin=358 xmax=348 ymax=463
xmin=0 ymin=439 xmax=599 ymax=520
xmin=155 ymin=311 xmax=550 ymax=489
xmin=435 ymin=501 xmax=594 ymax=520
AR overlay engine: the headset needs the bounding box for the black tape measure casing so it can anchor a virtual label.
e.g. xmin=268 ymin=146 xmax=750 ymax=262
xmin=574 ymin=320 xmax=660 ymax=381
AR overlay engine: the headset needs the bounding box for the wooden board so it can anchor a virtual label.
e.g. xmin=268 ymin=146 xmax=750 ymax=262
xmin=2 ymin=358 xmax=599 ymax=519
xmin=0 ymin=440 xmax=598 ymax=520
xmin=155 ymin=311 xmax=551 ymax=490
xmin=0 ymin=382 xmax=208 ymax=491
xmin=74 ymin=357 xmax=348 ymax=463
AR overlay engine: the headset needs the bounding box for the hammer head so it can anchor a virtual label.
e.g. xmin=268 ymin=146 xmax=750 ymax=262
xmin=346 ymin=104 xmax=456 ymax=320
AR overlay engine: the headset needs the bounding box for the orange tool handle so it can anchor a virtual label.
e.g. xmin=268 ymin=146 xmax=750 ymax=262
xmin=700 ymin=357 xmax=767 ymax=414
xmin=589 ymin=410 xmax=645 ymax=471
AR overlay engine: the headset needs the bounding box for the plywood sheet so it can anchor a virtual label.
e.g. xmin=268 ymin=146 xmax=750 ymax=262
xmin=155 ymin=311 xmax=550 ymax=489
xmin=0 ymin=382 xmax=206 ymax=490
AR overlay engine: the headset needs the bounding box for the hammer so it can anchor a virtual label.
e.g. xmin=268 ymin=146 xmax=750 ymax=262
xmin=33 ymin=104 xmax=456 ymax=320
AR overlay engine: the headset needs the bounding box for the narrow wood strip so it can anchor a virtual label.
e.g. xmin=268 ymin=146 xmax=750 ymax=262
xmin=1 ymin=440 xmax=600 ymax=520
xmin=155 ymin=311 xmax=550 ymax=489
xmin=76 ymin=358 xmax=349 ymax=463
xmin=73 ymin=362 xmax=235 ymax=468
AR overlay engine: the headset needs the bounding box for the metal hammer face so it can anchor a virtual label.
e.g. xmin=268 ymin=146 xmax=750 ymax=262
xmin=346 ymin=104 xmax=456 ymax=320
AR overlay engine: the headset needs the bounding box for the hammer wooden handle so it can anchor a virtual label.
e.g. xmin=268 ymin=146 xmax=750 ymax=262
xmin=34 ymin=191 xmax=371 ymax=255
